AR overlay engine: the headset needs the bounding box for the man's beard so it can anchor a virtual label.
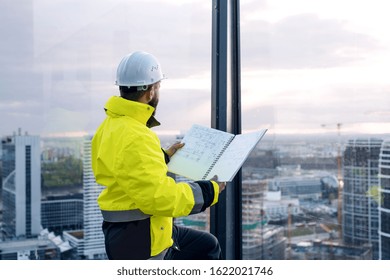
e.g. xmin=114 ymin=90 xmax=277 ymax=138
xmin=146 ymin=95 xmax=160 ymax=128
xmin=148 ymin=94 xmax=159 ymax=116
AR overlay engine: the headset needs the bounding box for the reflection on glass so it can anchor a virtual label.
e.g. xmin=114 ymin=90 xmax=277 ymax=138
xmin=0 ymin=1 xmax=211 ymax=260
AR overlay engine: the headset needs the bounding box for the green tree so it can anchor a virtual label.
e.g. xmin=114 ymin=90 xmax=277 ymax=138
xmin=42 ymin=156 xmax=83 ymax=188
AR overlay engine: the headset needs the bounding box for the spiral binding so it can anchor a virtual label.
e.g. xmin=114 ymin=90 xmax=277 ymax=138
xmin=202 ymin=136 xmax=235 ymax=180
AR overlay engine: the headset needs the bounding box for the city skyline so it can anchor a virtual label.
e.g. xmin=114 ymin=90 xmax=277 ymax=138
xmin=1 ymin=126 xmax=389 ymax=259
xmin=0 ymin=0 xmax=389 ymax=138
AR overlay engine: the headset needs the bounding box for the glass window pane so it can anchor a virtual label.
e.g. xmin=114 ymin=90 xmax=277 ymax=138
xmin=0 ymin=0 xmax=211 ymax=260
xmin=241 ymin=0 xmax=390 ymax=260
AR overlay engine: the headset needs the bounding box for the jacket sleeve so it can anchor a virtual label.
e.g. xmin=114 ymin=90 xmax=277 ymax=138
xmin=193 ymin=180 xmax=219 ymax=212
xmin=114 ymin=133 xmax=219 ymax=217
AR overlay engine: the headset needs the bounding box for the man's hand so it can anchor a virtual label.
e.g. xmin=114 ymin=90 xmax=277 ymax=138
xmin=211 ymin=175 xmax=227 ymax=193
xmin=165 ymin=142 xmax=185 ymax=158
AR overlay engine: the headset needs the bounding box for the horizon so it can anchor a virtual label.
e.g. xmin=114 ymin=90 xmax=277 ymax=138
xmin=10 ymin=129 xmax=388 ymax=142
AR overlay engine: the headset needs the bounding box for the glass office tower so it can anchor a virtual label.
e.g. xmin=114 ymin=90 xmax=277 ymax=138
xmin=379 ymin=139 xmax=390 ymax=259
xmin=1 ymin=130 xmax=41 ymax=238
xmin=343 ymin=138 xmax=383 ymax=259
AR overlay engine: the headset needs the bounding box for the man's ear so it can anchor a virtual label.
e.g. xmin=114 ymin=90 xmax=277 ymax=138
xmin=138 ymin=86 xmax=154 ymax=104
xmin=146 ymin=87 xmax=155 ymax=101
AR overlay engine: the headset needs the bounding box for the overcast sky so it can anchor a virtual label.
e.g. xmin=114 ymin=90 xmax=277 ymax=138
xmin=0 ymin=0 xmax=389 ymax=138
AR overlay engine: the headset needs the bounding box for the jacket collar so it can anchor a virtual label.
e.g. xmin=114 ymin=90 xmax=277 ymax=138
xmin=104 ymin=96 xmax=161 ymax=128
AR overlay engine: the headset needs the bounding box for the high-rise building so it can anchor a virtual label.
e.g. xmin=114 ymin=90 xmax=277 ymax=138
xmin=82 ymin=136 xmax=106 ymax=259
xmin=41 ymin=193 xmax=83 ymax=234
xmin=342 ymin=138 xmax=383 ymax=259
xmin=242 ymin=179 xmax=266 ymax=259
xmin=379 ymin=139 xmax=390 ymax=259
xmin=242 ymin=180 xmax=286 ymax=260
xmin=1 ymin=130 xmax=41 ymax=238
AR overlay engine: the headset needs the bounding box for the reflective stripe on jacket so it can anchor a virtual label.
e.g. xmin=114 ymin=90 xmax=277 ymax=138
xmin=91 ymin=96 xmax=219 ymax=257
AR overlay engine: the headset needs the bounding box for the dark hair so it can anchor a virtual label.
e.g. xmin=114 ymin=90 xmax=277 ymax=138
xmin=119 ymin=85 xmax=151 ymax=101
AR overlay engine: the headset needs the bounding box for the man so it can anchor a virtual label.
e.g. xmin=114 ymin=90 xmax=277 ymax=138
xmin=91 ymin=51 xmax=226 ymax=260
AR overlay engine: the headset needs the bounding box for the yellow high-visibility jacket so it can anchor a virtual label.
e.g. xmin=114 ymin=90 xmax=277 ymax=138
xmin=91 ymin=96 xmax=219 ymax=258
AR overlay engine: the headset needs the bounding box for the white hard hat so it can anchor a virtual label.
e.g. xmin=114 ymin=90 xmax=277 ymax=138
xmin=115 ymin=51 xmax=165 ymax=88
